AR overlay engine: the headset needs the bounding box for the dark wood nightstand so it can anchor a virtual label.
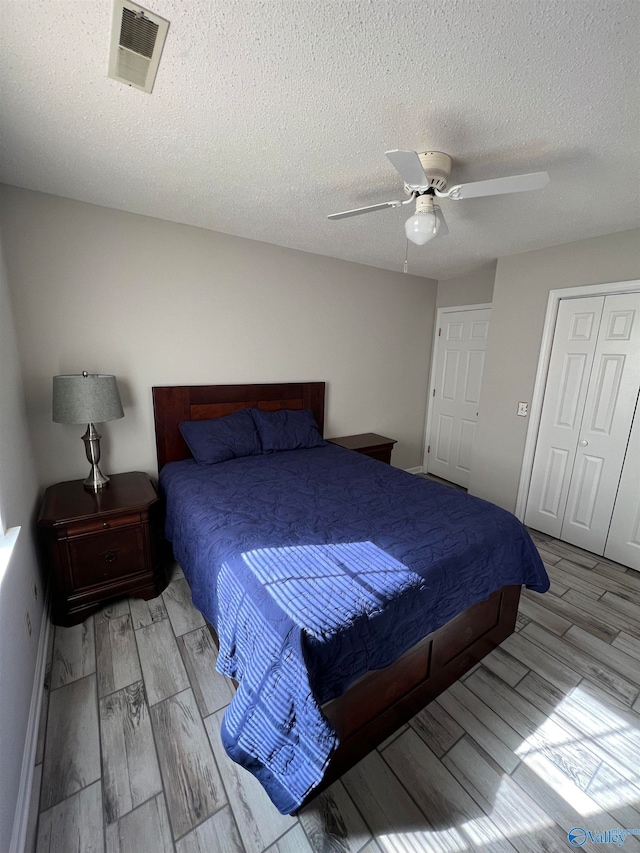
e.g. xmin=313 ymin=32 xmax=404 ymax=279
xmin=38 ymin=471 xmax=168 ymax=626
xmin=327 ymin=433 xmax=397 ymax=464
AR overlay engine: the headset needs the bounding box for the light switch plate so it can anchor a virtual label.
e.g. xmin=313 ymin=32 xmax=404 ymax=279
xmin=517 ymin=402 xmax=528 ymax=417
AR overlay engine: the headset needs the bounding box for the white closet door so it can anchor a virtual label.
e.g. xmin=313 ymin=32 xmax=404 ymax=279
xmin=427 ymin=308 xmax=490 ymax=488
xmin=561 ymin=292 xmax=640 ymax=554
xmin=524 ymin=296 xmax=604 ymax=537
xmin=605 ymin=393 xmax=640 ymax=571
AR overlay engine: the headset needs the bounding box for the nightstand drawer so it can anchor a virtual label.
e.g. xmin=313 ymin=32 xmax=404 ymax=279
xmin=68 ymin=526 xmax=146 ymax=589
xmin=65 ymin=511 xmax=142 ymax=538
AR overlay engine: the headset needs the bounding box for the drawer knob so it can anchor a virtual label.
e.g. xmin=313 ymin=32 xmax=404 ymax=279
xmin=103 ymin=522 xmax=109 ymax=529
xmin=104 ymin=550 xmax=118 ymax=563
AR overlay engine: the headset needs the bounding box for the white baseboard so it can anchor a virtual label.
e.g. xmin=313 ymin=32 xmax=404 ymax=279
xmin=10 ymin=588 xmax=51 ymax=853
xmin=405 ymin=466 xmax=424 ymax=475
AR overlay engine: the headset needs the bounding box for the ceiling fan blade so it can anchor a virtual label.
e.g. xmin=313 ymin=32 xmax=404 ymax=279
xmin=446 ymin=171 xmax=550 ymax=200
xmin=385 ymin=150 xmax=429 ymax=187
xmin=327 ymin=200 xmax=404 ymax=220
xmin=434 ymin=205 xmax=449 ymax=237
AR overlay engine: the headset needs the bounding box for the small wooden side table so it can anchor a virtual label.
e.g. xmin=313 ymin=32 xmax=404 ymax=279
xmin=38 ymin=471 xmax=168 ymax=626
xmin=327 ymin=433 xmax=397 ymax=464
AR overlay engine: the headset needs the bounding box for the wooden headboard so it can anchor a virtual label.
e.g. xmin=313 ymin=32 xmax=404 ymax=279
xmin=152 ymin=382 xmax=326 ymax=470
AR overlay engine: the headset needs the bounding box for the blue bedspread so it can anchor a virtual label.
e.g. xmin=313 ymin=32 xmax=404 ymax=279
xmin=160 ymin=445 xmax=548 ymax=813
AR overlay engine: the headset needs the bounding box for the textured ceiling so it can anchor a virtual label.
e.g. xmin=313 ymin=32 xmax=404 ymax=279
xmin=1 ymin=0 xmax=639 ymax=280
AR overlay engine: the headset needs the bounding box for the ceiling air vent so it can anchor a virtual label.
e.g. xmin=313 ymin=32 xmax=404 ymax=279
xmin=108 ymin=1 xmax=169 ymax=94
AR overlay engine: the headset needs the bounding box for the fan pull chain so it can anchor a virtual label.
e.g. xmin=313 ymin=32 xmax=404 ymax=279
xmin=403 ymin=239 xmax=409 ymax=274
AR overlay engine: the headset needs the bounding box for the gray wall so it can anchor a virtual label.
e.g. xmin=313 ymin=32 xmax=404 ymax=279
xmin=436 ymin=262 xmax=496 ymax=308
xmin=469 ymin=228 xmax=640 ymax=512
xmin=0 ymin=227 xmax=43 ymax=851
xmin=0 ymin=185 xmax=438 ymax=483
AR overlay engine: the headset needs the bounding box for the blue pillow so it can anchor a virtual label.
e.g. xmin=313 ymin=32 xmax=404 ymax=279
xmin=252 ymin=408 xmax=326 ymax=452
xmin=179 ymin=409 xmax=262 ymax=464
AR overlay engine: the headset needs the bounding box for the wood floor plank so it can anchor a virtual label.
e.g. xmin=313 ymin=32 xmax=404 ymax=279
xmin=594 ymin=559 xmax=635 ymax=578
xmin=36 ymin=780 xmax=104 ymax=853
xmin=50 ymin=618 xmax=96 ymax=690
xmin=95 ymin=599 xmax=131 ymax=623
xmin=564 ymin=624 xmax=640 ymax=685
xmin=264 ymin=824 xmax=314 ymax=853
xmin=105 ymin=793 xmax=173 ymax=853
xmin=298 ymin=779 xmax=371 ymax=853
xmin=601 ymin=591 xmax=640 ymax=626
xmin=134 ymin=617 xmax=190 ymax=705
xmin=515 ymin=613 xmax=530 ymax=632
xmin=555 ymin=557 xmax=640 ymax=603
xmin=382 ymin=729 xmax=514 ymax=851
xmin=466 ymin=667 xmax=548 ymax=737
xmin=532 ymin=545 xmax=562 ymax=565
xmin=175 ymin=805 xmax=245 ymax=853
xmin=129 ymin=594 xmax=168 ymax=630
xmin=522 ymin=587 xmax=619 ymax=643
xmin=96 ymin=614 xmax=142 ymax=698
xmin=589 ymin=563 xmax=640 ymax=595
xmin=151 ymin=689 xmax=226 ymax=840
xmin=563 ymin=589 xmax=640 ymax=640
xmin=204 ymin=709 xmax=295 ymax=853
xmin=177 ymin=626 xmax=235 ymax=717
xmin=547 ymin=578 xmax=570 ymax=598
xmin=613 ymin=632 xmax=640 ymax=661
xmin=540 ymin=540 xmax=599 ymax=568
xmin=342 ymin=748 xmax=427 ymax=825
xmin=40 ymin=674 xmax=101 ymax=811
xmin=408 ymin=697 xmax=464 ymax=757
xmin=163 ymin=578 xmax=206 ymax=636
xmin=99 ymin=680 xmax=162 ymax=823
xmin=500 ymin=631 xmax=581 ymax=694
xmin=517 ymin=675 xmax=640 ymax=786
xmin=467 ymin=668 xmax=602 ymax=792
xmin=559 ymin=683 xmax=640 ymax=783
xmin=586 ymin=761 xmax=640 ymax=834
xmin=521 ymin=622 xmax=639 ymax=704
xmin=481 ymin=646 xmax=530 ymax=687
xmin=443 ymin=736 xmax=568 ymax=853
xmin=343 ymin=748 xmax=500 ymax=853
xmin=513 ymin=753 xmax=640 ymax=851
xmin=546 ymin=563 xmax=607 ymax=599
xmin=518 ymin=595 xmax=571 ymax=636
xmin=436 ymin=681 xmax=521 ymax=773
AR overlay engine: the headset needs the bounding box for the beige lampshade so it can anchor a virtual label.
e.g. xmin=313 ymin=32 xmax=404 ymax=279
xmin=52 ymin=373 xmax=124 ymax=424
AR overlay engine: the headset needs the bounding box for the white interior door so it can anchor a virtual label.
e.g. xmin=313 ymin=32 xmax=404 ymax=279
xmin=561 ymin=293 xmax=640 ymax=553
xmin=605 ymin=392 xmax=640 ymax=571
xmin=525 ymin=291 xmax=640 ymax=559
xmin=524 ymin=297 xmax=604 ymax=537
xmin=427 ymin=307 xmax=490 ymax=488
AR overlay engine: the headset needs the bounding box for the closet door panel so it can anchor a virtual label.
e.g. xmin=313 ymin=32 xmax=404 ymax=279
xmin=604 ymin=393 xmax=640 ymax=571
xmin=524 ymin=297 xmax=604 ymax=536
xmin=561 ymin=293 xmax=640 ymax=554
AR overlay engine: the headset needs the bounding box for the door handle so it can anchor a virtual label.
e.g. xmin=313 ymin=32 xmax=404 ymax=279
xmin=579 ymin=439 xmax=589 ymax=446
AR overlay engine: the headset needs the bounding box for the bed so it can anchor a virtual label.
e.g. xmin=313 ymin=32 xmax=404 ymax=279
xmin=153 ymin=381 xmax=548 ymax=813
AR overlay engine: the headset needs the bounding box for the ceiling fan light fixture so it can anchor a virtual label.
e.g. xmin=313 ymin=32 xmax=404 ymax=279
xmin=405 ymin=196 xmax=440 ymax=246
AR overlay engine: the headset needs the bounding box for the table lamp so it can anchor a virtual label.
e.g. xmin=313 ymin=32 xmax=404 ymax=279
xmin=53 ymin=372 xmax=124 ymax=491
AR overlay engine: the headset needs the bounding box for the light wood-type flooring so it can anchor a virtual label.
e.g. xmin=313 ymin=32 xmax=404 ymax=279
xmin=27 ymin=530 xmax=640 ymax=852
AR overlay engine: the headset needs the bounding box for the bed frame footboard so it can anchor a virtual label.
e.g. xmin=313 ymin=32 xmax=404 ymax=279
xmin=205 ymin=583 xmax=520 ymax=807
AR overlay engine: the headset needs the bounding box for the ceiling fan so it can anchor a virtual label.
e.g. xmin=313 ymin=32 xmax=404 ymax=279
xmin=328 ymin=150 xmax=550 ymax=247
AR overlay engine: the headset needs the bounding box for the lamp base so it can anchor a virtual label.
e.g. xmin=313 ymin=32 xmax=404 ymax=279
xmin=82 ymin=423 xmax=110 ymax=492
xmin=83 ymin=466 xmax=110 ymax=492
